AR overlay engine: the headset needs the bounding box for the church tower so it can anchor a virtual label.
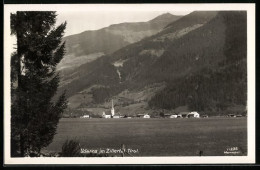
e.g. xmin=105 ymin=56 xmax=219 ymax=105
xmin=111 ymin=99 xmax=115 ymax=116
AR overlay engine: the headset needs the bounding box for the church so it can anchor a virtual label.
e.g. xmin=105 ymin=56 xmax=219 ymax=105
xmin=102 ymin=99 xmax=121 ymax=118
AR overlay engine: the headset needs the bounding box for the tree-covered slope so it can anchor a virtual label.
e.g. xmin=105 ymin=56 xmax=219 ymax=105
xmin=111 ymin=11 xmax=225 ymax=87
xmin=59 ymin=11 xmax=212 ymax=98
xmin=57 ymin=13 xmax=182 ymax=85
xmin=148 ymin=11 xmax=247 ymax=113
xmin=59 ymin=11 xmax=247 ymax=115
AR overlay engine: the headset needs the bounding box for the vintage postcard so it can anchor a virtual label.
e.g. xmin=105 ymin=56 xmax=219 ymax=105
xmin=4 ymin=3 xmax=255 ymax=164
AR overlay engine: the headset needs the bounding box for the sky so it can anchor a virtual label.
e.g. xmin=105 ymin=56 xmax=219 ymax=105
xmin=56 ymin=10 xmax=192 ymax=37
xmin=8 ymin=9 xmax=192 ymax=53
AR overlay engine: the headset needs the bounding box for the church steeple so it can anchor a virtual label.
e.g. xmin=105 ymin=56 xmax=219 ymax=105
xmin=111 ymin=99 xmax=115 ymax=116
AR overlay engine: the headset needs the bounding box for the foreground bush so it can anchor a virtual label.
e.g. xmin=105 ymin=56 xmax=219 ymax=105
xmin=60 ymin=139 xmax=81 ymax=157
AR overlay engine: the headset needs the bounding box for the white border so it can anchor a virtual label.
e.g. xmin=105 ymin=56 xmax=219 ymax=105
xmin=4 ymin=3 xmax=255 ymax=165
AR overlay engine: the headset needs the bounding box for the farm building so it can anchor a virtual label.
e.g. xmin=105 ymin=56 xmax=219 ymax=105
xmin=137 ymin=114 xmax=150 ymax=118
xmin=187 ymin=112 xmax=200 ymax=118
xmin=102 ymin=112 xmax=112 ymax=118
xmin=170 ymin=114 xmax=178 ymax=118
xmin=112 ymin=115 xmax=120 ymax=118
xmin=143 ymin=114 xmax=150 ymax=118
xmin=81 ymin=115 xmax=90 ymax=118
xmin=177 ymin=112 xmax=200 ymax=118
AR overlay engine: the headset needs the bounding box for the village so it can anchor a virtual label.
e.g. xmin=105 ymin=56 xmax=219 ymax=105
xmin=79 ymin=99 xmax=203 ymax=119
xmin=77 ymin=99 xmax=246 ymax=119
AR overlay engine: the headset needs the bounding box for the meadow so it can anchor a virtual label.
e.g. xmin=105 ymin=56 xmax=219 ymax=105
xmin=44 ymin=117 xmax=247 ymax=156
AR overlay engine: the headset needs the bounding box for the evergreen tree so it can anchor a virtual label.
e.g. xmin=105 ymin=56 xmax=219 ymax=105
xmin=11 ymin=11 xmax=67 ymax=157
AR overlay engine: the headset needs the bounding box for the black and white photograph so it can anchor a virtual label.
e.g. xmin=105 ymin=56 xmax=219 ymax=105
xmin=4 ymin=3 xmax=255 ymax=164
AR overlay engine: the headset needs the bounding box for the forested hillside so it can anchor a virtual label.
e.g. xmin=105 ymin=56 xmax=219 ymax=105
xmin=148 ymin=11 xmax=247 ymax=113
xmin=57 ymin=13 xmax=182 ymax=90
xmin=58 ymin=11 xmax=247 ymax=115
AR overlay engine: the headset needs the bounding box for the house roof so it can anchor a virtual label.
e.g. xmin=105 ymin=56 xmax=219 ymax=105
xmin=189 ymin=112 xmax=199 ymax=115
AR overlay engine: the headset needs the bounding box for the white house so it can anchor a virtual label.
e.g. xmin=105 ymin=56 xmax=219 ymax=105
xmin=187 ymin=111 xmax=200 ymax=118
xmin=137 ymin=114 xmax=150 ymax=118
xmin=102 ymin=112 xmax=111 ymax=118
xmin=170 ymin=114 xmax=178 ymax=118
xmin=82 ymin=115 xmax=90 ymax=118
xmin=143 ymin=114 xmax=150 ymax=118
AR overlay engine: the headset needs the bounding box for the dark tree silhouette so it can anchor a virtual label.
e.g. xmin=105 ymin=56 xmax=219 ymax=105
xmin=11 ymin=11 xmax=67 ymax=157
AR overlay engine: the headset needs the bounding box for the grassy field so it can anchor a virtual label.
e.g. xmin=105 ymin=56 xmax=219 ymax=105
xmin=44 ymin=117 xmax=247 ymax=156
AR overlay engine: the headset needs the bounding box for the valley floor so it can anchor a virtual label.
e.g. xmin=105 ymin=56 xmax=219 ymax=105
xmin=44 ymin=117 xmax=247 ymax=156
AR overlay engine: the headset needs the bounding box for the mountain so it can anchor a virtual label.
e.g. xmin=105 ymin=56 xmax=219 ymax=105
xmin=57 ymin=13 xmax=182 ymax=74
xmin=64 ymin=13 xmax=182 ymax=55
xmin=59 ymin=11 xmax=247 ymax=117
xmin=147 ymin=11 xmax=247 ymax=113
xmin=110 ymin=11 xmax=220 ymax=85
